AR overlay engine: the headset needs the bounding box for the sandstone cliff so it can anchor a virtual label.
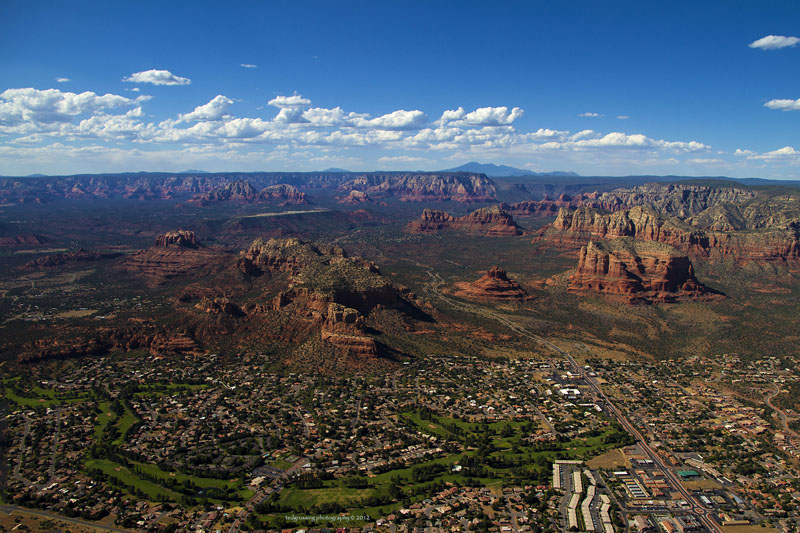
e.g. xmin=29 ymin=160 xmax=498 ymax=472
xmin=568 ymin=239 xmax=717 ymax=304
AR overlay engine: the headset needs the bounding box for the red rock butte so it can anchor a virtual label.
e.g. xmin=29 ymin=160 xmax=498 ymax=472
xmin=456 ymin=266 xmax=529 ymax=301
xmin=568 ymin=239 xmax=718 ymax=304
xmin=155 ymin=229 xmax=199 ymax=248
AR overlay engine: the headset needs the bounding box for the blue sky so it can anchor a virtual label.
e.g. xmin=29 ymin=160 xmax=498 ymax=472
xmin=1 ymin=0 xmax=799 ymax=177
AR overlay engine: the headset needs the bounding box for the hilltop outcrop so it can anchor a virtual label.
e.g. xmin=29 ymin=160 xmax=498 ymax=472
xmin=568 ymin=239 xmax=717 ymax=304
xmin=188 ymin=180 xmax=259 ymax=205
xmin=236 ymin=237 xmax=416 ymax=360
xmin=455 ymin=266 xmax=529 ymax=301
xmin=239 ymin=237 xmax=396 ymax=311
xmin=407 ymin=205 xmax=521 ymax=236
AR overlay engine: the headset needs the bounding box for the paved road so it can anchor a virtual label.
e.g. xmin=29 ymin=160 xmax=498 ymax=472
xmin=47 ymin=408 xmax=62 ymax=482
xmin=13 ymin=415 xmax=33 ymax=486
xmin=423 ymin=268 xmax=723 ymax=533
xmin=0 ymin=504 xmax=132 ymax=532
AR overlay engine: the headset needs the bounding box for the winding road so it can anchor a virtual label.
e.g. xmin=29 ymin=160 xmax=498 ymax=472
xmin=766 ymin=384 xmax=799 ymax=439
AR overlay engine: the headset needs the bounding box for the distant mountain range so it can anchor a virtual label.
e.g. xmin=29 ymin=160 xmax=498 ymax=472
xmin=442 ymin=162 xmax=580 ymax=178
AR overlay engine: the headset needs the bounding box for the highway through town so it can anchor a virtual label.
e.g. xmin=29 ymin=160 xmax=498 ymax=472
xmin=423 ymin=268 xmax=723 ymax=533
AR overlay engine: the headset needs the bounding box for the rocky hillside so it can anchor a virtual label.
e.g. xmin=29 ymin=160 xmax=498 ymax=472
xmin=407 ymin=205 xmax=521 ymax=236
xmin=22 ymin=235 xmax=422 ymax=370
xmin=239 ymin=237 xmax=396 ymax=307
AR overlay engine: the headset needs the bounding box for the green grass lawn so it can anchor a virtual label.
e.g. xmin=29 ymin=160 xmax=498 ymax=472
xmin=86 ymin=458 xmax=181 ymax=502
xmin=112 ymin=408 xmax=138 ymax=446
xmin=132 ymin=460 xmax=254 ymax=499
xmin=85 ymin=456 xmax=254 ymax=503
xmin=94 ymin=401 xmax=114 ymax=439
xmin=2 ymin=386 xmax=90 ymax=408
xmin=279 ymin=486 xmax=375 ymax=508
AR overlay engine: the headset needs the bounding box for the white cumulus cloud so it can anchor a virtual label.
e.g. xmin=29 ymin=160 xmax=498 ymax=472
xmin=764 ymin=98 xmax=800 ymax=111
xmin=269 ymin=94 xmax=313 ymax=123
xmin=268 ymin=95 xmax=312 ymax=108
xmin=749 ymin=35 xmax=800 ymax=50
xmin=179 ymin=95 xmax=234 ymax=122
xmin=240 ymin=63 xmax=258 ymax=69
xmin=744 ymin=146 xmax=800 ymax=162
xmin=579 ymin=112 xmax=603 ymax=117
xmin=56 ymin=77 xmax=70 ymax=83
xmin=123 ymin=69 xmax=191 ymax=86
xmin=446 ymin=106 xmax=523 ymax=127
xmin=356 ymin=109 xmax=428 ymax=130
xmin=378 ymin=155 xmax=429 ymax=164
xmin=0 ymin=88 xmax=137 ymax=126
